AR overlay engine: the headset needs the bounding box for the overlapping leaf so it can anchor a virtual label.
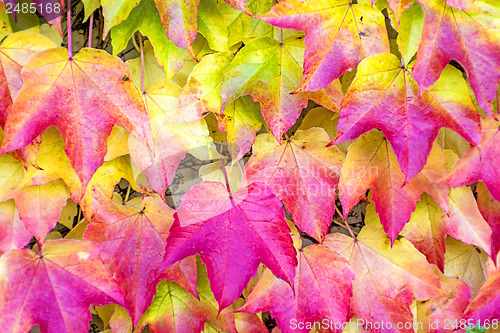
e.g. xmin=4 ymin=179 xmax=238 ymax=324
xmin=324 ymin=226 xmax=441 ymax=332
xmin=0 ymin=239 xmax=125 ymax=333
xmin=153 ymin=0 xmax=200 ymax=56
xmin=161 ymin=181 xmax=297 ymax=311
xmin=412 ymin=0 xmax=500 ymax=115
xmin=333 ymin=53 xmax=480 ymax=181
xmin=338 ymin=130 xmax=450 ymax=243
xmin=84 ymin=197 xmax=192 ymax=326
xmin=257 ymin=0 xmax=389 ymax=93
xmin=464 ymin=260 xmax=500 ymax=322
xmin=441 ymin=115 xmax=500 ymax=201
xmin=477 ymin=181 xmax=500 ymax=261
xmin=240 ymin=244 xmax=354 ymax=333
xmin=0 ymin=31 xmax=56 ymax=127
xmin=221 ymin=36 xmax=343 ymax=140
xmin=111 ymin=0 xmax=187 ymax=81
xmin=0 ymin=199 xmax=30 ymax=253
xmin=245 ymin=128 xmax=345 ymax=242
xmin=0 ymin=47 xmax=152 ymax=194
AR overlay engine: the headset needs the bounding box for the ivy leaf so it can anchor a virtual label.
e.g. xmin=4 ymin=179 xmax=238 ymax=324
xmin=412 ymin=0 xmax=500 ymax=116
xmin=333 ymin=53 xmax=480 ymax=182
xmin=240 ymin=244 xmax=354 ymax=333
xmin=135 ymin=280 xmax=207 ymax=333
xmin=0 ymin=31 xmax=56 ymax=127
xmin=257 ymin=0 xmax=389 ymax=93
xmin=161 ymin=181 xmax=297 ymax=311
xmin=153 ymin=0 xmax=200 ymax=56
xmin=85 ymin=197 xmax=182 ymax=326
xmin=339 ymin=130 xmax=424 ymax=243
xmin=0 ymin=48 xmax=152 ymax=195
xmin=477 ymin=181 xmax=500 ymax=262
xmin=221 ymin=36 xmax=343 ymax=140
xmin=111 ymin=0 xmax=187 ymax=81
xmin=324 ymin=226 xmax=441 ymax=332
xmin=441 ymin=115 xmax=500 ymax=201
xmin=0 ymin=239 xmax=125 ymax=333
xmin=197 ymin=0 xmax=229 ymax=52
xmin=0 ymin=199 xmax=31 ymax=253
xmin=245 ymin=128 xmax=345 ymax=242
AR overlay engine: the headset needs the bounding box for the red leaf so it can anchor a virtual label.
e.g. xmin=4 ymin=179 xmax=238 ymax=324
xmin=84 ymin=197 xmax=190 ymax=326
xmin=161 ymin=181 xmax=297 ymax=311
xmin=240 ymin=244 xmax=354 ymax=333
xmin=0 ymin=239 xmax=124 ymax=333
xmin=245 ymin=128 xmax=345 ymax=242
xmin=0 ymin=47 xmax=152 ymax=195
xmin=441 ymin=115 xmax=500 ymax=201
xmin=334 ymin=53 xmax=480 ymax=181
xmin=412 ymin=0 xmax=500 ymax=116
xmin=325 ymin=226 xmax=442 ymax=332
xmin=257 ymin=0 xmax=389 ymax=93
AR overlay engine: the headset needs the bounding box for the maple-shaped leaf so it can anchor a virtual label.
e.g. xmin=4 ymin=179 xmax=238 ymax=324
xmin=412 ymin=0 xmax=500 ymax=116
xmin=0 ymin=47 xmax=152 ymax=195
xmin=161 ymin=181 xmax=297 ymax=311
xmin=84 ymin=197 xmax=192 ymax=326
xmin=257 ymin=0 xmax=389 ymax=93
xmin=0 ymin=199 xmax=31 ymax=253
xmin=0 ymin=31 xmax=56 ymax=127
xmin=135 ymin=280 xmax=208 ymax=333
xmin=333 ymin=53 xmax=480 ymax=181
xmin=477 ymin=181 xmax=500 ymax=261
xmin=414 ymin=265 xmax=470 ymax=332
xmin=338 ymin=130 xmax=451 ymax=243
xmin=240 ymin=244 xmax=354 ymax=333
xmin=0 ymin=239 xmax=125 ymax=333
xmin=221 ymin=36 xmax=343 ymax=140
xmin=153 ymin=0 xmax=200 ymax=56
xmin=464 ymin=260 xmax=500 ymax=322
xmin=111 ymin=0 xmax=187 ymax=81
xmin=245 ymin=128 xmax=345 ymax=242
xmin=441 ymin=115 xmax=500 ymax=201
xmin=324 ymin=225 xmax=441 ymax=332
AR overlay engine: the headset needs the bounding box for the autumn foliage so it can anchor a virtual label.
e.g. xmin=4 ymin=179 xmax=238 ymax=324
xmin=0 ymin=0 xmax=499 ymax=332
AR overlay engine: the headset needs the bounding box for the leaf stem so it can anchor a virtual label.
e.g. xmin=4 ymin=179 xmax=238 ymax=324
xmin=334 ymin=203 xmax=357 ymax=239
xmin=67 ymin=0 xmax=72 ymax=57
xmin=124 ymin=183 xmax=132 ymax=203
xmin=88 ymin=12 xmax=93 ymax=48
xmin=138 ymin=33 xmax=145 ymax=94
xmin=219 ymin=158 xmax=232 ymax=197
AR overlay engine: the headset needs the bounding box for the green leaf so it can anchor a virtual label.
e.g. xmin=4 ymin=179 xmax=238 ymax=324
xmin=111 ymin=0 xmax=187 ymax=81
xmin=397 ymin=3 xmax=424 ymax=66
